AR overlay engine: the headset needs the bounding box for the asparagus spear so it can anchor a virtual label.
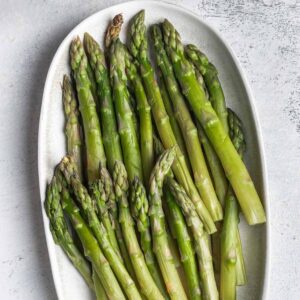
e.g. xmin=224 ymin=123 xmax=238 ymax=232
xmin=62 ymin=74 xmax=108 ymax=294
xmin=109 ymin=38 xmax=143 ymax=182
xmin=185 ymin=44 xmax=228 ymax=133
xmin=220 ymin=109 xmax=247 ymax=299
xmin=89 ymin=178 xmax=122 ymax=260
xmin=131 ymin=177 xmax=169 ymax=298
xmin=112 ymin=160 xmax=164 ymax=300
xmin=152 ymin=24 xmax=222 ymax=222
xmin=62 ymin=75 xmax=83 ymax=179
xmin=164 ymin=188 xmax=201 ymax=300
xmin=92 ymin=269 xmax=108 ymax=300
xmin=162 ymin=19 xmax=266 ymax=225
xmin=99 ymin=165 xmax=137 ymax=283
xmin=167 ymin=178 xmax=218 ymax=300
xmin=70 ymin=37 xmax=106 ymax=182
xmin=83 ymin=28 xmax=137 ymax=279
xmin=158 ymin=71 xmax=191 ymax=172
xmin=197 ymin=124 xmax=227 ymax=206
xmin=124 ymin=49 xmax=154 ymax=185
xmin=83 ymin=33 xmax=123 ymax=173
xmin=153 ymin=135 xmax=189 ymax=292
xmin=149 ymin=149 xmax=187 ymax=300
xmin=54 ymin=172 xmax=125 ymax=300
xmin=128 ymin=10 xmax=216 ymax=234
xmin=190 ymin=57 xmax=228 ymax=234
xmin=59 ymin=157 xmax=142 ymax=300
xmin=44 ymin=177 xmax=94 ymax=290
xmin=188 ymin=47 xmax=247 ymax=285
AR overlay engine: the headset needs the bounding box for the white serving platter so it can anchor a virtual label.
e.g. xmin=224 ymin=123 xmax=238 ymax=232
xmin=38 ymin=1 xmax=270 ymax=299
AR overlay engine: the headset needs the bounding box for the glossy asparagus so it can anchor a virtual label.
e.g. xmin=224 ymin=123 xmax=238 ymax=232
xmin=162 ymin=19 xmax=266 ymax=225
xmin=70 ymin=37 xmax=106 ymax=182
xmin=149 ymin=149 xmax=188 ymax=300
xmin=128 ymin=10 xmax=216 ymax=233
xmin=59 ymin=157 xmax=142 ymax=300
xmin=84 ymin=33 xmax=123 ymax=173
xmin=167 ymin=178 xmax=218 ymax=300
xmin=152 ymin=24 xmax=222 ymax=222
xmin=113 ymin=160 xmax=164 ymax=300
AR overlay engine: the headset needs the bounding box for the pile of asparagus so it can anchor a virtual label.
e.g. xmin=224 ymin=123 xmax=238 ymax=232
xmin=45 ymin=11 xmax=266 ymax=300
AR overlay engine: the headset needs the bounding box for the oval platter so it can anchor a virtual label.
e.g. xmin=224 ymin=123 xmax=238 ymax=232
xmin=38 ymin=1 xmax=270 ymax=299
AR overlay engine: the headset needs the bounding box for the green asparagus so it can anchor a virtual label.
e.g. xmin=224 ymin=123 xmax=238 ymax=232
xmin=188 ymin=46 xmax=246 ymax=285
xmin=84 ymin=33 xmax=123 ymax=173
xmin=92 ymin=269 xmax=108 ymax=300
xmin=59 ymin=157 xmax=142 ymax=300
xmin=62 ymin=74 xmax=105 ymax=293
xmin=185 ymin=44 xmax=228 ymax=133
xmin=109 ymin=38 xmax=143 ymax=182
xmin=149 ymin=149 xmax=187 ymax=300
xmin=164 ymin=188 xmax=201 ymax=300
xmin=113 ymin=160 xmax=164 ymax=300
xmin=99 ymin=165 xmax=137 ymax=282
xmin=128 ymin=10 xmax=216 ymax=234
xmin=167 ymin=178 xmax=218 ymax=300
xmin=162 ymin=19 xmax=266 ymax=225
xmin=56 ymin=172 xmax=126 ymax=300
xmin=152 ymin=24 xmax=222 ymax=222
xmin=124 ymin=49 xmax=154 ymax=186
xmin=70 ymin=37 xmax=106 ymax=182
xmin=158 ymin=71 xmax=191 ymax=172
xmin=62 ymin=75 xmax=83 ymax=179
xmin=90 ymin=178 xmax=122 ymax=260
xmin=131 ymin=177 xmax=168 ymax=297
xmin=45 ymin=176 xmax=94 ymax=290
xmin=220 ymin=109 xmax=247 ymax=299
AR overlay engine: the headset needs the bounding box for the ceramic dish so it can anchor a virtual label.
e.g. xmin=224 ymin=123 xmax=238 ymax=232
xmin=38 ymin=1 xmax=270 ymax=299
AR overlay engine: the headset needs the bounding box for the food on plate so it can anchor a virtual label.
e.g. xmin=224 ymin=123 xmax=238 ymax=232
xmin=44 ymin=10 xmax=266 ymax=300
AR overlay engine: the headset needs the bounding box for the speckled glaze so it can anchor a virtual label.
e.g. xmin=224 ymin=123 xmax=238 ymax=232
xmin=39 ymin=1 xmax=269 ymax=299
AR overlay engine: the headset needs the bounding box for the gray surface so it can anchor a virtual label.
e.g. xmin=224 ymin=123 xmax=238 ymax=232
xmin=0 ymin=0 xmax=299 ymax=299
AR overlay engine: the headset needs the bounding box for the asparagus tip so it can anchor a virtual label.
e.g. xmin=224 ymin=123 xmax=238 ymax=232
xmin=105 ymin=13 xmax=124 ymax=48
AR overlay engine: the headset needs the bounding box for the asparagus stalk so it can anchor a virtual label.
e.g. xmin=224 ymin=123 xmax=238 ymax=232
xmin=59 ymin=157 xmax=142 ymax=300
xmin=153 ymin=141 xmax=189 ymax=292
xmin=112 ymin=161 xmax=164 ymax=300
xmin=89 ymin=178 xmax=122 ymax=260
xmin=83 ymin=33 xmax=123 ymax=173
xmin=220 ymin=109 xmax=247 ymax=299
xmin=70 ymin=37 xmax=106 ymax=182
xmin=164 ymin=189 xmax=201 ymax=300
xmin=44 ymin=176 xmax=94 ymax=290
xmin=167 ymin=178 xmax=218 ymax=300
xmin=62 ymin=75 xmax=105 ymax=293
xmin=84 ymin=28 xmax=137 ymax=279
xmin=158 ymin=71 xmax=191 ymax=172
xmin=162 ymin=19 xmax=266 ymax=225
xmin=128 ymin=10 xmax=216 ymax=234
xmin=149 ymin=149 xmax=188 ymax=300
xmin=92 ymin=269 xmax=108 ymax=300
xmin=131 ymin=177 xmax=169 ymax=298
xmin=197 ymin=124 xmax=228 ymax=206
xmin=152 ymin=24 xmax=222 ymax=222
xmin=109 ymin=38 xmax=143 ymax=182
xmin=185 ymin=44 xmax=228 ymax=133
xmin=124 ymin=48 xmax=154 ymax=185
xmin=62 ymin=75 xmax=83 ymax=179
xmin=99 ymin=165 xmax=137 ymax=283
xmin=55 ymin=172 xmax=125 ymax=300
xmin=188 ymin=46 xmax=247 ymax=285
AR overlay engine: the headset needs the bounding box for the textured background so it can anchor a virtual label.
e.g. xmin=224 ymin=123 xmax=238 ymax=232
xmin=0 ymin=0 xmax=299 ymax=299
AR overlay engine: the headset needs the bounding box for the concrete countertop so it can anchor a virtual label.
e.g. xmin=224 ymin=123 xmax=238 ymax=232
xmin=0 ymin=0 xmax=299 ymax=299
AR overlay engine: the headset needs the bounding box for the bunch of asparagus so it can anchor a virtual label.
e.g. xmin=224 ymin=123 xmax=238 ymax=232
xmin=45 ymin=11 xmax=266 ymax=300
